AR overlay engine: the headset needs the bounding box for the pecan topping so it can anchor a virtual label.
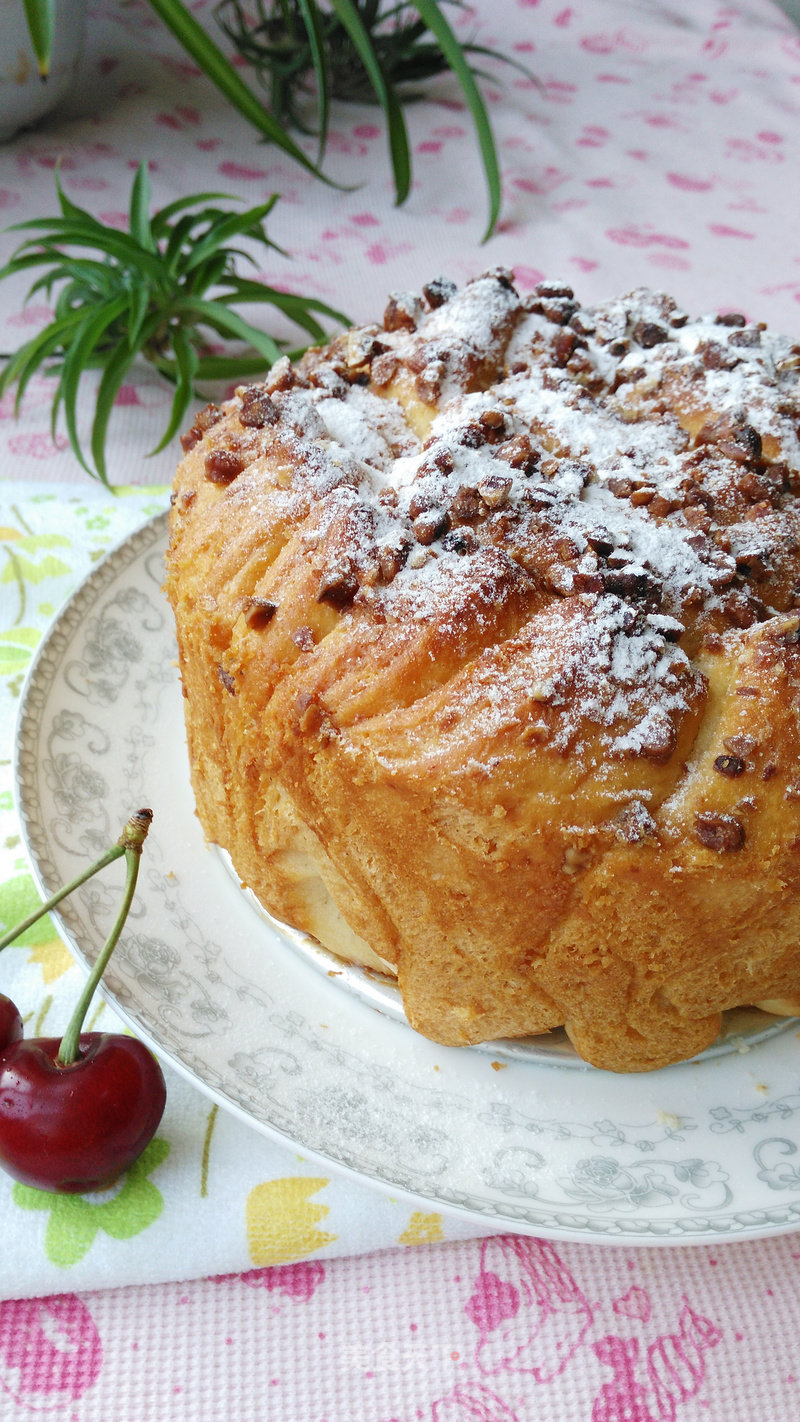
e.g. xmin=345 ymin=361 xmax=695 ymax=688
xmin=536 ymin=280 xmax=575 ymax=300
xmin=180 ymin=401 xmax=222 ymax=452
xmin=695 ymin=812 xmax=746 ymax=852
xmin=422 ymin=276 xmax=457 ymax=309
xmin=205 ymin=449 xmax=246 ymax=485
xmin=714 ymin=754 xmax=745 ymax=778
xmin=415 ymin=360 xmax=446 ymax=404
xmin=478 ymin=473 xmax=512 ymax=509
xmin=378 ymin=536 xmax=412 ymax=582
xmin=441 ymin=528 xmax=478 ymax=556
xmin=291 ymin=626 xmax=315 ymax=652
xmin=264 ymin=356 xmax=295 ymax=393
xmin=171 ymin=488 xmax=196 ymax=512
xmin=718 ymin=424 xmax=763 ymax=463
xmin=496 ymin=434 xmax=539 ymax=476
xmin=243 ymin=597 xmax=278 ymax=630
xmin=217 ymin=664 xmax=236 ymax=695
xmin=413 ymin=509 xmax=451 ymax=545
xmin=631 ymin=321 xmax=668 ymax=348
xmin=318 ymin=565 xmax=359 ymax=608
xmin=371 ymin=352 xmax=399 ymax=387
xmin=615 ymin=800 xmax=657 ymax=843
xmin=715 ymin=311 xmax=746 ymax=327
xmin=553 ymin=328 xmax=578 ymax=365
xmin=383 ymin=292 xmax=421 ymax=332
xmin=432 ymin=448 xmax=455 ymax=474
xmin=239 ymin=388 xmax=279 ymax=429
xmin=728 ymin=326 xmax=761 ymax=348
xmin=449 ymin=485 xmax=481 ymax=522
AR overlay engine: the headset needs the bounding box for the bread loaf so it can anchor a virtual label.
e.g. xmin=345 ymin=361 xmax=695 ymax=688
xmin=166 ymin=270 xmax=800 ymax=1071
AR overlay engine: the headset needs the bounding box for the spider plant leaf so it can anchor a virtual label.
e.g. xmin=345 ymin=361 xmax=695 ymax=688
xmin=181 ymin=201 xmax=278 ymax=273
xmin=162 ymin=212 xmax=205 ymax=275
xmin=221 ymin=278 xmax=347 ymax=340
xmin=150 ymin=325 xmax=199 ymax=454
xmin=295 ymin=0 xmax=330 ymax=161
xmin=7 ymin=220 xmax=172 ymax=286
xmin=151 ymin=191 xmax=236 ymax=237
xmin=410 ymin=0 xmax=500 ymax=239
xmin=328 ymin=0 xmax=411 ymax=204
xmin=22 ymin=0 xmax=54 ymax=78
xmin=0 ymin=249 xmax=66 ymax=284
xmin=128 ymin=163 xmax=156 ymax=252
xmin=144 ymin=0 xmax=337 ymax=184
xmin=191 ymin=353 xmax=279 ymax=380
xmin=29 ymin=258 xmax=119 ymax=302
xmin=56 ymin=296 xmax=130 ymax=463
xmin=89 ymin=342 xmax=139 ymax=487
xmin=174 ymin=296 xmax=284 ymax=365
xmin=0 ymin=309 xmax=87 ymax=409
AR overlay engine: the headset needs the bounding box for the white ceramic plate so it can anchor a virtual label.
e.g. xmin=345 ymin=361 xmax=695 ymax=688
xmin=15 ymin=512 xmax=800 ymax=1244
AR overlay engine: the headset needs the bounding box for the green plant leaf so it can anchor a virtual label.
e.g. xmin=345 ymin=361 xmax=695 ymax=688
xmin=222 ymin=277 xmax=347 ymax=339
xmin=22 ymin=0 xmax=54 ymax=77
xmin=56 ymin=294 xmax=130 ymax=473
xmin=0 ymin=169 xmax=348 ymax=483
xmin=145 ymin=0 xmax=336 ymax=184
xmin=411 ymin=0 xmax=501 ymax=238
xmin=296 ymin=0 xmax=331 ymax=161
xmin=181 ymin=200 xmax=278 ymax=273
xmin=90 ymin=342 xmax=138 ymax=487
xmin=0 ymin=310 xmax=88 ymax=409
xmin=150 ymin=324 xmax=199 ymax=454
xmin=128 ymin=164 xmax=156 ymax=252
xmin=329 ymin=0 xmax=411 ymax=203
xmin=173 ymin=297 xmax=284 ymax=365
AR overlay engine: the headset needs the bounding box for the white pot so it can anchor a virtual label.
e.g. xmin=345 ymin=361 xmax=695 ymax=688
xmin=0 ymin=0 xmax=87 ymax=142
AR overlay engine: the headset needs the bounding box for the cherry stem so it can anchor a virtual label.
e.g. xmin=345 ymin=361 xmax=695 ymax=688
xmin=0 ymin=812 xmax=153 ymax=954
xmin=56 ymin=811 xmax=152 ymax=1066
xmin=0 ymin=846 xmax=127 ymax=952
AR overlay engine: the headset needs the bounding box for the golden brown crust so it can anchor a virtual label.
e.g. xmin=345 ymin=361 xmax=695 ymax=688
xmin=166 ymin=271 xmax=800 ymax=1072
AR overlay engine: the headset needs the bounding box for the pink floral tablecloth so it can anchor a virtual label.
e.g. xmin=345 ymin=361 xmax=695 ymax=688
xmin=3 ymin=0 xmax=800 ymax=1416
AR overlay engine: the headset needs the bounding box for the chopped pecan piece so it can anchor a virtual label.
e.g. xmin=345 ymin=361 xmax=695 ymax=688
xmin=718 ymin=424 xmax=763 ymax=463
xmin=239 ymin=388 xmax=279 ymax=429
xmin=615 ymin=800 xmax=657 ymax=843
xmin=449 ymin=485 xmax=481 ymax=522
xmin=217 ymin=664 xmax=236 ymax=695
xmin=478 ymin=473 xmax=512 ymax=509
xmin=318 ymin=564 xmax=359 ymax=608
xmin=631 ymin=321 xmax=668 ymax=348
xmin=371 ymin=352 xmax=399 ymax=387
xmin=728 ymin=327 xmax=761 ymax=348
xmin=714 ymin=754 xmax=745 ymax=778
xmin=383 ymin=292 xmax=421 ymax=332
xmin=694 ymin=812 xmax=746 ymax=852
xmin=413 ymin=509 xmax=450 ymax=545
xmin=244 ymin=597 xmax=278 ymax=630
xmin=422 ymin=276 xmax=457 ymax=308
xmin=715 ymin=311 xmax=746 ymax=327
xmin=292 ymin=626 xmax=316 ymax=652
xmin=205 ymin=449 xmax=246 ymax=485
xmin=441 ymin=528 xmax=478 ymax=556
xmin=496 ymin=434 xmax=539 ymax=476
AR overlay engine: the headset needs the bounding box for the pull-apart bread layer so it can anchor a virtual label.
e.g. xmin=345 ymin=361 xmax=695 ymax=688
xmin=166 ymin=270 xmax=800 ymax=1073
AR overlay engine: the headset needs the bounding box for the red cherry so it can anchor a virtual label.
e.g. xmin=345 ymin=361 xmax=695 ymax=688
xmin=0 ymin=995 xmax=23 ymax=1052
xmin=0 ymin=1033 xmax=166 ymax=1193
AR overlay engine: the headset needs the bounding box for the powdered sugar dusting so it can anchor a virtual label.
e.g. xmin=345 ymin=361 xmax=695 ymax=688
xmin=189 ymin=269 xmax=800 ymax=765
